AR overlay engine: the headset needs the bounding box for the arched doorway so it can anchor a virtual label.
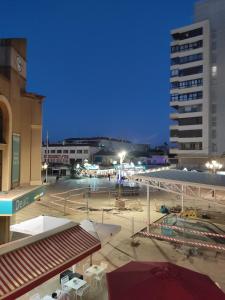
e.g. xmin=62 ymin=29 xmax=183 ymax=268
xmin=0 ymin=95 xmax=12 ymax=192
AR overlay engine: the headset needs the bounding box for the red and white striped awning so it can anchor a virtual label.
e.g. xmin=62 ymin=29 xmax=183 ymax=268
xmin=0 ymin=225 xmax=101 ymax=299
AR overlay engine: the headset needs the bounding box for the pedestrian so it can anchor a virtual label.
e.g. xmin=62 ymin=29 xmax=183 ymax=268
xmin=108 ymin=173 xmax=111 ymax=181
xmin=52 ymin=292 xmax=58 ymax=299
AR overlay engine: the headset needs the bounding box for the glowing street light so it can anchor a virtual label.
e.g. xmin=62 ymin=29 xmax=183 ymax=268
xmin=42 ymin=162 xmax=48 ymax=170
xmin=118 ymin=151 xmax=127 ymax=164
xmin=205 ymin=160 xmax=223 ymax=174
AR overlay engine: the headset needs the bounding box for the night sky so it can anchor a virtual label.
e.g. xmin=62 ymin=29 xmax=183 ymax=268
xmin=0 ymin=0 xmax=196 ymax=145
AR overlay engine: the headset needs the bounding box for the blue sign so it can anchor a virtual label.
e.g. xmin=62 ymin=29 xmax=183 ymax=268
xmin=0 ymin=186 xmax=45 ymax=215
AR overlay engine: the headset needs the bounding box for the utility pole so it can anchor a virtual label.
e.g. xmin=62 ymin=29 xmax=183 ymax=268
xmin=147 ymin=186 xmax=150 ymax=233
xmin=45 ymin=131 xmax=49 ymax=183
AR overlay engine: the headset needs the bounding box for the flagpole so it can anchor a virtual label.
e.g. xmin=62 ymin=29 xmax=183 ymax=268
xmin=46 ymin=131 xmax=48 ymax=183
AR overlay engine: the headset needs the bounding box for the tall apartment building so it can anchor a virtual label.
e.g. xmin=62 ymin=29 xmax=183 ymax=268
xmin=170 ymin=0 xmax=225 ymax=168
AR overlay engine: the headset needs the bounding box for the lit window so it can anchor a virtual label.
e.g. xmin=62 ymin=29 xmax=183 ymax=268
xmin=212 ymin=65 xmax=217 ymax=77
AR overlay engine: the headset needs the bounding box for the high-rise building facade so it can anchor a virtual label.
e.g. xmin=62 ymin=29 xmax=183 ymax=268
xmin=169 ymin=0 xmax=225 ymax=168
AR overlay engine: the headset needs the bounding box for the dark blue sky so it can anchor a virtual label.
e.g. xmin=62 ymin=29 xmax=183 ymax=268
xmin=0 ymin=0 xmax=196 ymax=145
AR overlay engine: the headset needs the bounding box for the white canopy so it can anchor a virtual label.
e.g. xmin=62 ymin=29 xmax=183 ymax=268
xmin=80 ymin=219 xmax=121 ymax=244
xmin=10 ymin=215 xmax=71 ymax=235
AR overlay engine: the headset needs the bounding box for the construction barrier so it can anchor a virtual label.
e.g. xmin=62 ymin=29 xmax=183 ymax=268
xmin=139 ymin=231 xmax=225 ymax=251
xmin=149 ymin=223 xmax=225 ymax=239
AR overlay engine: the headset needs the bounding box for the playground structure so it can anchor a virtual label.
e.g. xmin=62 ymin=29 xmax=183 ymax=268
xmin=180 ymin=208 xmax=198 ymax=218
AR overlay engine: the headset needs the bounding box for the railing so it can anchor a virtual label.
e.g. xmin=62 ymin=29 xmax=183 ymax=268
xmin=48 ymin=186 xmax=141 ymax=216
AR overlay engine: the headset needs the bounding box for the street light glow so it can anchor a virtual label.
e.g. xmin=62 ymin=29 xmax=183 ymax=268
xmin=118 ymin=151 xmax=127 ymax=164
xmin=205 ymin=160 xmax=223 ymax=173
xmin=42 ymin=162 xmax=48 ymax=170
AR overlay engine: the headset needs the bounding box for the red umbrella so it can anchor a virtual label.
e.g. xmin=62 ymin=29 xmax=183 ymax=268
xmin=106 ymin=261 xmax=225 ymax=300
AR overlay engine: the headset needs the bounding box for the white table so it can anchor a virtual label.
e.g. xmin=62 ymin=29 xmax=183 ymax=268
xmin=42 ymin=296 xmax=53 ymax=300
xmin=85 ymin=265 xmax=104 ymax=276
xmin=64 ymin=278 xmax=87 ymax=300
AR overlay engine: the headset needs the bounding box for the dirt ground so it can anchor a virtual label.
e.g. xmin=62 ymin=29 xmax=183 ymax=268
xmin=15 ymin=177 xmax=225 ymax=298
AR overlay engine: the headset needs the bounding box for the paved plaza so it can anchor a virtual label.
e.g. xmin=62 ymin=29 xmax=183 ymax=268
xmin=15 ymin=177 xmax=225 ymax=299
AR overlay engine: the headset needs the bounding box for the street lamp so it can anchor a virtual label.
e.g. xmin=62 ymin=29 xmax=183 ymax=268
xmin=42 ymin=162 xmax=48 ymax=183
xmin=118 ymin=151 xmax=126 ymax=165
xmin=205 ymin=160 xmax=223 ymax=174
xmin=118 ymin=151 xmax=127 ymax=197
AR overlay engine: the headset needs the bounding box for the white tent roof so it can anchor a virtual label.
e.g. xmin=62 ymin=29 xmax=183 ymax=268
xmin=10 ymin=215 xmax=71 ymax=235
xmin=80 ymin=219 xmax=121 ymax=244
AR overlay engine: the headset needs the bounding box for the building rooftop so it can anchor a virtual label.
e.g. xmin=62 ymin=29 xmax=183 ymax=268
xmin=64 ymin=137 xmax=132 ymax=143
xmin=133 ymin=169 xmax=225 ymax=190
xmin=43 ymin=143 xmax=98 ymax=147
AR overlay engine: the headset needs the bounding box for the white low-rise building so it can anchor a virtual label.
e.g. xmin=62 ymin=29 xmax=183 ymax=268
xmin=42 ymin=144 xmax=99 ymax=165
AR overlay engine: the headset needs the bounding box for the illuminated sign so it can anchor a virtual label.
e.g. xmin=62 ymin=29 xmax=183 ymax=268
xmin=0 ymin=186 xmax=45 ymax=215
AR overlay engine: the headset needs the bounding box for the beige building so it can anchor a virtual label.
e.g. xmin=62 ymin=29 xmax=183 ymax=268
xmin=170 ymin=0 xmax=225 ymax=169
xmin=0 ymin=38 xmax=44 ymax=243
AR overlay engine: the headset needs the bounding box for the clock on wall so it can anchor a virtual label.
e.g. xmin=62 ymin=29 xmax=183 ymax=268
xmin=16 ymin=55 xmax=23 ymax=73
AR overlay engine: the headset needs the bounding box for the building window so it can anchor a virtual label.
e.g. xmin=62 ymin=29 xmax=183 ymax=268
xmin=51 ymin=150 xmax=55 ymax=153
xmin=212 ymin=143 xmax=217 ymax=152
xmin=171 ymin=40 xmax=203 ymax=53
xmin=171 ymin=91 xmax=203 ymax=102
xmin=171 ymin=65 xmax=203 ymax=78
xmin=179 ymin=130 xmax=202 ymax=138
xmin=70 ymin=150 xmax=75 ymax=154
xmin=170 ymin=69 xmax=179 ymax=77
xmin=180 ymin=142 xmax=202 ymax=150
xmin=212 ymin=130 xmax=217 ymax=139
xmin=171 ymin=53 xmax=203 ymax=65
xmin=57 ymin=150 xmax=62 ymax=153
xmin=83 ymin=150 xmax=88 ymax=154
xmin=63 ymin=150 xmax=68 ymax=153
xmin=180 ymin=65 xmax=203 ymax=77
xmin=178 ymin=117 xmax=202 ymax=126
xmin=76 ymin=158 xmax=82 ymax=163
xmin=178 ymin=104 xmax=202 ymax=114
xmin=77 ymin=150 xmax=82 ymax=154
xmin=211 ymin=104 xmax=217 ymax=114
xmin=172 ymin=27 xmax=203 ymax=41
xmin=212 ymin=65 xmax=217 ymax=77
xmin=211 ymin=116 xmax=217 ymax=127
xmin=171 ymin=78 xmax=203 ymax=90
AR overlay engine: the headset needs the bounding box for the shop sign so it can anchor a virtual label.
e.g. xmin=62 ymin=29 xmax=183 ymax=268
xmin=0 ymin=186 xmax=45 ymax=215
xmin=13 ymin=186 xmax=45 ymax=213
xmin=12 ymin=134 xmax=20 ymax=186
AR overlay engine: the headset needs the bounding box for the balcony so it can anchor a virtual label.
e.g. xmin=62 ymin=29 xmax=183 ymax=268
xmin=170 ymin=98 xmax=203 ymax=107
xmin=170 ymin=111 xmax=202 ymax=120
xmin=170 ymin=148 xmax=204 ymax=155
xmin=169 ymin=124 xmax=179 ymax=130
xmin=170 ymin=136 xmax=179 ymax=143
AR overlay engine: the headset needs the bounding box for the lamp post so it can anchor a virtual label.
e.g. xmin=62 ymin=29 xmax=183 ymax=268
xmin=118 ymin=151 xmax=126 ymax=198
xmin=205 ymin=160 xmax=223 ymax=174
xmin=45 ymin=130 xmax=49 ymax=183
xmin=42 ymin=162 xmax=48 ymax=183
